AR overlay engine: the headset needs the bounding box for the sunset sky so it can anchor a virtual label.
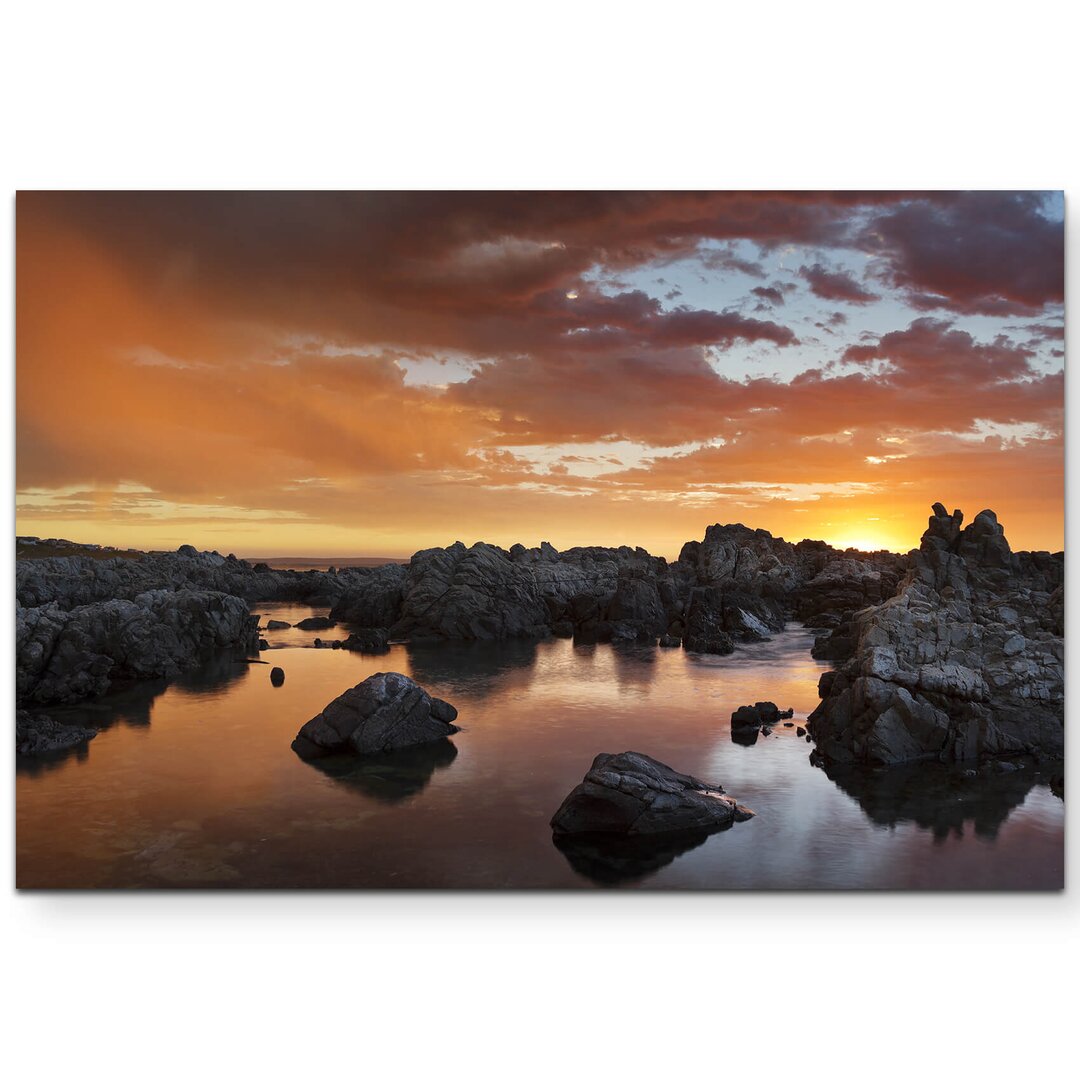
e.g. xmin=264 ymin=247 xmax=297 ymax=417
xmin=16 ymin=191 xmax=1064 ymax=558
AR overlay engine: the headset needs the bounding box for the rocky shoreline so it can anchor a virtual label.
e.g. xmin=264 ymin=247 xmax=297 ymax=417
xmin=14 ymin=504 xmax=1064 ymax=778
xmin=806 ymin=504 xmax=1064 ymax=769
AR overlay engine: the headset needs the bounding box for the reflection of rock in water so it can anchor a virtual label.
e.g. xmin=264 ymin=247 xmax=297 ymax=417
xmin=554 ymin=827 xmax=723 ymax=886
xmin=171 ymin=650 xmax=255 ymax=694
xmin=731 ymin=727 xmax=759 ymax=746
xmin=819 ymin=758 xmax=1058 ymax=841
xmin=17 ymin=654 xmax=254 ymax=774
xmin=300 ymin=738 xmax=458 ymax=804
xmin=404 ymin=639 xmax=539 ymax=693
xmin=610 ymin=641 xmax=659 ymax=692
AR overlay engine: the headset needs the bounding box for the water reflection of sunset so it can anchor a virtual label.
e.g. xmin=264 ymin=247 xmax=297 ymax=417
xmin=16 ymin=619 xmax=1063 ymax=889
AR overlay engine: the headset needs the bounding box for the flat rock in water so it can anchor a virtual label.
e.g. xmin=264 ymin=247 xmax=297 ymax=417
xmin=295 ymin=616 xmax=336 ymax=631
xmin=550 ymin=751 xmax=753 ymax=837
xmin=292 ymin=671 xmax=458 ymax=758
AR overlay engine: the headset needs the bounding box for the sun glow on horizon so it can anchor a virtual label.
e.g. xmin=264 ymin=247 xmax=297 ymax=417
xmin=15 ymin=192 xmax=1064 ymax=563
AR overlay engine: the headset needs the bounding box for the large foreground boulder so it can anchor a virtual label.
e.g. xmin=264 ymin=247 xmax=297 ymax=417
xmin=292 ymin=672 xmax=459 ymax=758
xmin=550 ymin=751 xmax=753 ymax=837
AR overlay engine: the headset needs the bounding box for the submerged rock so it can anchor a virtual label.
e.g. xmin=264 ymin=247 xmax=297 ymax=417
xmin=550 ymin=751 xmax=753 ymax=837
xmin=294 ymin=616 xmax=336 ymax=631
xmin=270 ymin=666 xmax=285 ymax=686
xmin=291 ymin=672 xmax=459 ymax=758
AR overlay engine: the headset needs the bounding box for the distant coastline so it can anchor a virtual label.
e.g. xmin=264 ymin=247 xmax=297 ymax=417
xmin=251 ymin=556 xmax=409 ymax=571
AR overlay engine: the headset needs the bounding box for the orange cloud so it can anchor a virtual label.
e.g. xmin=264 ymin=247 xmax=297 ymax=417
xmin=16 ymin=192 xmax=1064 ymax=558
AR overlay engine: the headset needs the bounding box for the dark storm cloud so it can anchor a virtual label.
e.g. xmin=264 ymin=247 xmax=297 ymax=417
xmin=860 ymin=191 xmax=1064 ymax=316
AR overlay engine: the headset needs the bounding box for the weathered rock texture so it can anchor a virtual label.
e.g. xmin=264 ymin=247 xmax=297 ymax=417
xmin=322 ymin=525 xmax=908 ymax=649
xmin=16 ymin=589 xmax=258 ymax=705
xmin=16 ymin=543 xmax=390 ymax=610
xmin=291 ymin=672 xmax=459 ymax=758
xmin=16 ymin=709 xmax=97 ymax=756
xmin=807 ymin=504 xmax=1064 ymax=768
xmin=550 ymin=751 xmax=753 ymax=837
xmin=18 ymin=527 xmax=909 ymax=664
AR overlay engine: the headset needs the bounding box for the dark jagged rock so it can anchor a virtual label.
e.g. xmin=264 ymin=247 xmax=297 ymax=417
xmin=341 ymin=628 xmax=390 ymax=652
xmin=808 ymin=504 xmax=1064 ymax=769
xmin=18 ymin=525 xmax=913 ymax=661
xmin=730 ymin=701 xmax=793 ymax=731
xmin=389 ymin=541 xmax=668 ymax=643
xmin=265 ymin=619 xmax=291 ymax=630
xmin=550 ymin=751 xmax=753 ymax=837
xmin=16 ymin=590 xmax=258 ymax=706
xmin=291 ymin=672 xmax=458 ymax=758
xmin=328 ymin=564 xmax=407 ymax=628
xmin=795 ymin=555 xmax=908 ymax=622
xmin=16 ymin=544 xmax=395 ymax=610
xmin=16 ymin=709 xmax=97 ymax=756
xmin=683 ymin=588 xmax=736 ymax=654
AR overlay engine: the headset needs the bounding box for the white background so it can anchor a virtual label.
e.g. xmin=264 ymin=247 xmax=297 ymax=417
xmin=1 ymin=2 xmax=1076 ymax=1077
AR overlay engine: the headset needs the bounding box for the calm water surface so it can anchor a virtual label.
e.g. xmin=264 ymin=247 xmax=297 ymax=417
xmin=16 ymin=603 xmax=1064 ymax=888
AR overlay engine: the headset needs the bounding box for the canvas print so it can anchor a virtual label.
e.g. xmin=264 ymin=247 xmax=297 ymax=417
xmin=15 ymin=191 xmax=1064 ymax=889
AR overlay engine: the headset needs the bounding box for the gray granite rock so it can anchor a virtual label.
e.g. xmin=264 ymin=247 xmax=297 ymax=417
xmin=808 ymin=504 xmax=1064 ymax=768
xmin=291 ymin=672 xmax=459 ymax=758
xmin=550 ymin=751 xmax=754 ymax=837
xmin=16 ymin=589 xmax=258 ymax=706
xmin=16 ymin=709 xmax=97 ymax=756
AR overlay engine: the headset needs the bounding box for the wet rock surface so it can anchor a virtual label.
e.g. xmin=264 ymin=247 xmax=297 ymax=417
xmin=291 ymin=672 xmax=459 ymax=758
xmin=808 ymin=504 xmax=1064 ymax=769
xmin=550 ymin=751 xmax=753 ymax=837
